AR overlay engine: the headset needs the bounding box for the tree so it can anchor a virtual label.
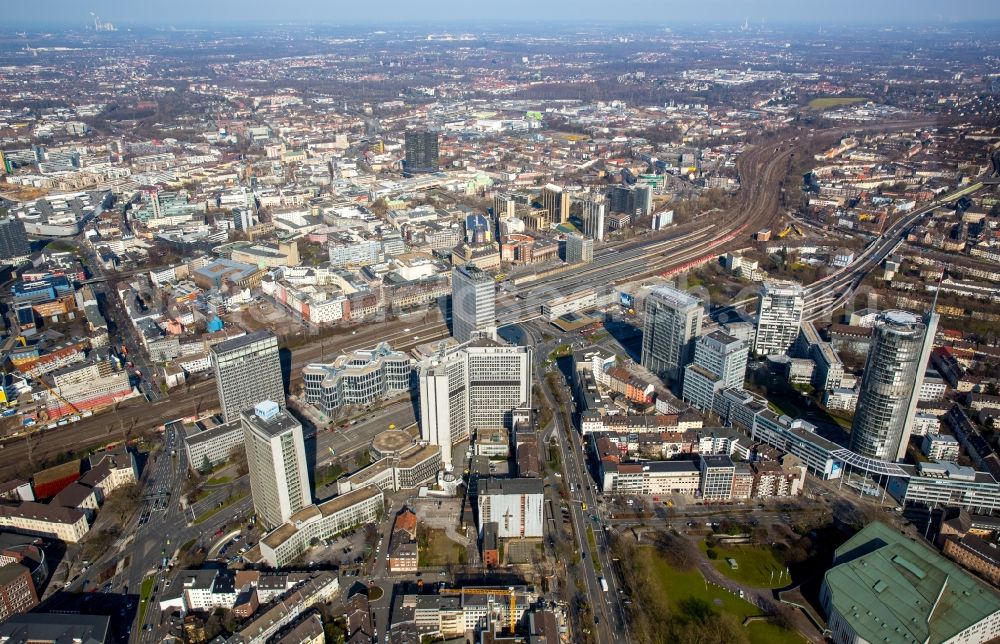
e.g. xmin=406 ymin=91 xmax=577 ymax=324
xmin=653 ymin=531 xmax=699 ymax=571
xmin=102 ymin=482 xmax=141 ymax=523
xmin=229 ymin=445 xmax=249 ymax=477
xmin=199 ymin=455 xmax=212 ymax=476
xmin=765 ymin=601 xmax=798 ymax=631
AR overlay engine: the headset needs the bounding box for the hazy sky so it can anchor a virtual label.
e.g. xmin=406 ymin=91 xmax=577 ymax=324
xmin=6 ymin=0 xmax=1000 ymax=26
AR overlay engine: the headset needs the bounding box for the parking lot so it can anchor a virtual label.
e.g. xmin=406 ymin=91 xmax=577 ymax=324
xmin=299 ymin=526 xmax=372 ymax=570
xmin=210 ymin=521 xmax=260 ymax=565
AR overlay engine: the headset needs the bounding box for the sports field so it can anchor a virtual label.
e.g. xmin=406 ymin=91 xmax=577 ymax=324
xmin=808 ymin=96 xmax=866 ymax=109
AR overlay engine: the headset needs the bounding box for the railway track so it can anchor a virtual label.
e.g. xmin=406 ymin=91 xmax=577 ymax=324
xmin=0 ymin=121 xmax=932 ymax=478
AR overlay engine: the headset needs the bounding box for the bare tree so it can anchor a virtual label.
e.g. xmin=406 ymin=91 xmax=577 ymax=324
xmin=229 ymin=445 xmax=249 ymax=477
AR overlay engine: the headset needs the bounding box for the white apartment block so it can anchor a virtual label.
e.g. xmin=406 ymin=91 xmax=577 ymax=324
xmin=921 ymin=433 xmax=960 ymax=461
xmin=184 ymin=420 xmax=245 ymax=471
xmin=242 ymin=401 xmax=311 ymax=529
xmin=419 ymin=340 xmax=531 ymax=469
xmin=328 ymin=239 xmax=379 ymax=268
xmin=257 ymin=486 xmax=384 ymax=567
xmin=600 ymin=460 xmax=702 ymax=495
xmin=408 ymin=587 xmax=536 ymax=639
xmin=753 ymin=280 xmax=804 ymax=357
xmin=0 ymin=503 xmax=89 ymax=543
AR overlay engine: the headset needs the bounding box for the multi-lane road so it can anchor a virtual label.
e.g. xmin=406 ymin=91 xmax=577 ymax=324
xmin=53 ymin=421 xmax=238 ymax=641
xmin=512 ymin=320 xmax=629 ymax=644
xmin=803 ymin=181 xmax=989 ymax=321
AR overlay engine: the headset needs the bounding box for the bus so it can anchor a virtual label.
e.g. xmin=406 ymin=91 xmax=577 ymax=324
xmin=600 ymin=577 xmax=609 ymax=592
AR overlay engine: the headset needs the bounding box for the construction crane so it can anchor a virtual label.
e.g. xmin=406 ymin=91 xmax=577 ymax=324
xmin=35 ymin=377 xmax=80 ymax=417
xmin=440 ymin=587 xmax=524 ymax=633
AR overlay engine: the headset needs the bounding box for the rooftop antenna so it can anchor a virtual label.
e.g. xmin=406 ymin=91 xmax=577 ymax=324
xmin=929 ymin=271 xmax=943 ymax=317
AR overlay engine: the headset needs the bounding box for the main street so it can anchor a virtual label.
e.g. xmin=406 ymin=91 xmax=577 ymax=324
xmin=75 ymin=230 xmax=163 ymax=403
xmin=511 ymin=320 xmax=629 ymax=644
xmin=52 ymin=421 xmax=232 ymax=641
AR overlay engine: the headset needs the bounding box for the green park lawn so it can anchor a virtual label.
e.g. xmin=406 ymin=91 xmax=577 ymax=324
xmin=138 ymin=575 xmax=154 ymax=625
xmin=418 ymin=528 xmax=467 ymax=567
xmin=645 ymin=547 xmax=805 ymax=644
xmin=648 ymin=549 xmax=756 ymax=619
xmin=748 ymin=620 xmax=807 ymax=644
xmin=699 ymin=541 xmax=789 ymax=588
xmin=548 ymin=344 xmax=572 ymax=360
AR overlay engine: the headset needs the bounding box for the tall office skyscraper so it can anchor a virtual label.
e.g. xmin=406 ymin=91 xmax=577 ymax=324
xmin=451 ymin=264 xmax=496 ymax=343
xmin=211 ymin=330 xmax=285 ymax=423
xmin=493 ymin=193 xmax=518 ymax=220
xmin=404 ymin=129 xmax=439 ymax=174
xmin=241 ymin=400 xmax=311 ymax=529
xmin=419 ymin=341 xmax=531 ymax=469
xmin=753 ymin=281 xmax=805 ymax=357
xmin=641 ymin=285 xmax=704 ymax=388
xmin=581 ymin=199 xmax=605 ymax=241
xmin=633 ymin=185 xmax=653 ymax=216
xmin=850 ymin=310 xmax=938 ymax=461
xmin=565 ymin=233 xmax=593 ymax=264
xmin=233 ymin=208 xmax=255 ymax=232
xmin=609 ymin=185 xmax=653 ymax=217
xmin=682 ymin=331 xmax=749 ymax=412
xmin=609 ymin=185 xmax=632 ymax=214
xmin=540 ymin=184 xmax=570 ymax=224
xmin=0 ymin=216 xmax=29 ymax=264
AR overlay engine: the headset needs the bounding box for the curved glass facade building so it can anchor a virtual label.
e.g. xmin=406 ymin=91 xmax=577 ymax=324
xmin=850 ymin=310 xmax=937 ymax=461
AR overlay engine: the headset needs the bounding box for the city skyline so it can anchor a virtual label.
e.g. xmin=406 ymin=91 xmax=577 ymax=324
xmin=5 ymin=1 xmax=1000 ymax=27
xmin=1 ymin=5 xmax=998 ymax=641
